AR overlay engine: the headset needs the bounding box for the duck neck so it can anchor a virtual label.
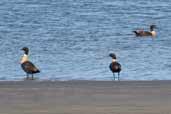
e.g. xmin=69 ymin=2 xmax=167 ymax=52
xmin=112 ymin=59 xmax=117 ymax=62
xmin=151 ymin=30 xmax=156 ymax=36
xmin=20 ymin=54 xmax=29 ymax=64
xmin=25 ymin=50 xmax=29 ymax=55
xmin=150 ymin=26 xmax=154 ymax=31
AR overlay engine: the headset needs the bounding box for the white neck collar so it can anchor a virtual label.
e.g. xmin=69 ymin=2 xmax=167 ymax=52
xmin=23 ymin=54 xmax=28 ymax=56
xmin=112 ymin=59 xmax=117 ymax=62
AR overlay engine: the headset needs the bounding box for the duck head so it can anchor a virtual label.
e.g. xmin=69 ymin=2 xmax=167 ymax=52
xmin=21 ymin=47 xmax=29 ymax=55
xmin=150 ymin=25 xmax=156 ymax=31
xmin=109 ymin=53 xmax=116 ymax=59
xmin=109 ymin=53 xmax=117 ymax=62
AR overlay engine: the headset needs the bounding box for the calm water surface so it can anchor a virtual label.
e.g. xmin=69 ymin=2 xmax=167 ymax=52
xmin=0 ymin=0 xmax=171 ymax=80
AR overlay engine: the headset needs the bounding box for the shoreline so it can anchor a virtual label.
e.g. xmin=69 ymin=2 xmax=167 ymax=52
xmin=0 ymin=79 xmax=171 ymax=81
xmin=0 ymin=79 xmax=171 ymax=85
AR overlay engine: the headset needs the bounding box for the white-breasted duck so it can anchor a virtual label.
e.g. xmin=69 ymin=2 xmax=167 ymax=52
xmin=20 ymin=47 xmax=40 ymax=80
xmin=109 ymin=53 xmax=121 ymax=81
xmin=133 ymin=25 xmax=157 ymax=37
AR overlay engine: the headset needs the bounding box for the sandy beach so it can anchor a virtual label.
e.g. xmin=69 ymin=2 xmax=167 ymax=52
xmin=0 ymin=80 xmax=171 ymax=114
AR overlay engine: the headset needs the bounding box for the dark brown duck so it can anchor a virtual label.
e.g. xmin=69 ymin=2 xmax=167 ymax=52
xmin=109 ymin=53 xmax=121 ymax=81
xmin=133 ymin=25 xmax=156 ymax=37
xmin=20 ymin=47 xmax=40 ymax=80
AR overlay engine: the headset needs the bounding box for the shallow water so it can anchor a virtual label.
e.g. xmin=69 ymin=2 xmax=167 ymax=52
xmin=0 ymin=0 xmax=171 ymax=80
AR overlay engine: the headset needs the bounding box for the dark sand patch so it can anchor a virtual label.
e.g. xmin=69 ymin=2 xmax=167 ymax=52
xmin=0 ymin=80 xmax=171 ymax=114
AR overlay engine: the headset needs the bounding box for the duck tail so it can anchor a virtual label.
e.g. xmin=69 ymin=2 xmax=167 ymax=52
xmin=133 ymin=31 xmax=138 ymax=34
xmin=36 ymin=69 xmax=40 ymax=73
xmin=34 ymin=69 xmax=40 ymax=73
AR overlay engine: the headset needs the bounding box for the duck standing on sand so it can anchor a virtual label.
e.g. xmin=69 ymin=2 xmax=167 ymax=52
xmin=20 ymin=47 xmax=40 ymax=80
xmin=109 ymin=53 xmax=121 ymax=81
xmin=133 ymin=25 xmax=157 ymax=37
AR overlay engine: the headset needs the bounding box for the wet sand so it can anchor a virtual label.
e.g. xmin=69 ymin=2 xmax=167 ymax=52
xmin=0 ymin=80 xmax=171 ymax=114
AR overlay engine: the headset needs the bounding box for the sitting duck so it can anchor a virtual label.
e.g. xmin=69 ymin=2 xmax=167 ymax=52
xmin=133 ymin=25 xmax=157 ymax=37
xmin=20 ymin=47 xmax=40 ymax=80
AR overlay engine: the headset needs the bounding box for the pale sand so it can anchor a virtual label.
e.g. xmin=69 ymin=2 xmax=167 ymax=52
xmin=0 ymin=80 xmax=171 ymax=114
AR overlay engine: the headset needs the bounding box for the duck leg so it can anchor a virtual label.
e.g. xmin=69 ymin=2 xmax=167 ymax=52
xmin=113 ymin=73 xmax=115 ymax=81
xmin=31 ymin=74 xmax=34 ymax=80
xmin=118 ymin=72 xmax=120 ymax=81
xmin=26 ymin=73 xmax=29 ymax=80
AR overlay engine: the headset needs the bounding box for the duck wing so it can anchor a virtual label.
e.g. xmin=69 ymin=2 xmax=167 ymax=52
xmin=116 ymin=62 xmax=121 ymax=71
xmin=133 ymin=30 xmax=152 ymax=36
xmin=109 ymin=62 xmax=121 ymax=72
xmin=21 ymin=61 xmax=40 ymax=73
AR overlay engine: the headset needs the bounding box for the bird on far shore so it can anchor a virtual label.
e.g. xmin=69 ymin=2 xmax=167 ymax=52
xmin=20 ymin=47 xmax=40 ymax=80
xmin=109 ymin=53 xmax=121 ymax=81
xmin=133 ymin=25 xmax=157 ymax=37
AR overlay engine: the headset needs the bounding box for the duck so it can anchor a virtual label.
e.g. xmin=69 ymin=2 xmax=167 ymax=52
xmin=109 ymin=53 xmax=121 ymax=81
xmin=20 ymin=47 xmax=40 ymax=80
xmin=133 ymin=25 xmax=157 ymax=37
